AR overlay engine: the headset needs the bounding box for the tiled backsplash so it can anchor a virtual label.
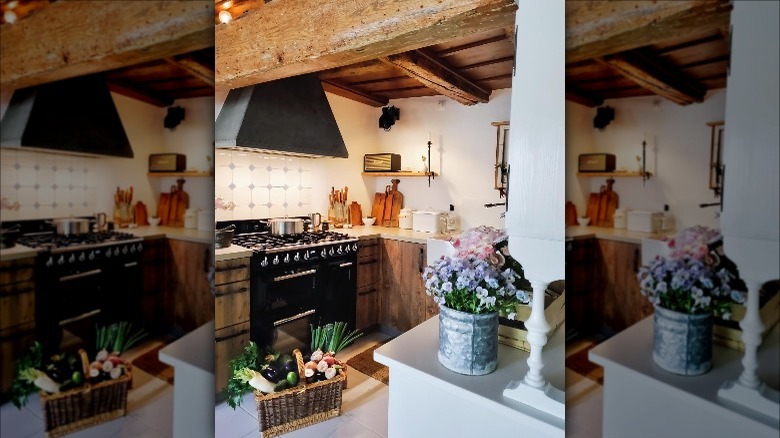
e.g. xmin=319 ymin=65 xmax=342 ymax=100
xmin=0 ymin=149 xmax=99 ymax=221
xmin=215 ymin=150 xmax=313 ymax=221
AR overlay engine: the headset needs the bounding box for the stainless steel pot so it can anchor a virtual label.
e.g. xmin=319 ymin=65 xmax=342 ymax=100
xmin=268 ymin=218 xmax=304 ymax=236
xmin=53 ymin=218 xmax=91 ymax=236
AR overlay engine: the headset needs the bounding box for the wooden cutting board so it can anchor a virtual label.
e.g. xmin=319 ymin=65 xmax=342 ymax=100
xmin=135 ymin=201 xmax=149 ymax=226
xmin=168 ymin=185 xmax=180 ymax=226
xmin=171 ymin=179 xmax=189 ymax=227
xmin=389 ymin=179 xmax=403 ymax=227
xmin=565 ymin=201 xmax=577 ymax=226
xmin=371 ymin=190 xmax=385 ymax=223
xmin=157 ymin=190 xmax=171 ymax=225
xmin=349 ymin=201 xmax=363 ymax=226
xmin=382 ymin=185 xmax=395 ymax=227
xmin=596 ymin=185 xmax=609 ymax=226
xmin=603 ymin=179 xmax=619 ymax=227
xmin=585 ymin=192 xmax=600 ymax=223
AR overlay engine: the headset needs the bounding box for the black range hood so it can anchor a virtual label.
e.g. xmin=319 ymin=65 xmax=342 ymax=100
xmin=1 ymin=74 xmax=134 ymax=158
xmin=215 ymin=74 xmax=348 ymax=158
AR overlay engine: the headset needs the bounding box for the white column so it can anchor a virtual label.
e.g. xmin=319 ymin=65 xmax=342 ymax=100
xmin=501 ymin=0 xmax=565 ymax=418
xmin=716 ymin=0 xmax=780 ymax=422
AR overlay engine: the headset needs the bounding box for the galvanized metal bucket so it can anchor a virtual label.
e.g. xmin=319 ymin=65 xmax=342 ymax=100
xmin=653 ymin=306 xmax=713 ymax=375
xmin=438 ymin=305 xmax=498 ymax=375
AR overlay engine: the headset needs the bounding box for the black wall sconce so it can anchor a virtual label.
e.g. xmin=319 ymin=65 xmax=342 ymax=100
xmin=379 ymin=105 xmax=400 ymax=131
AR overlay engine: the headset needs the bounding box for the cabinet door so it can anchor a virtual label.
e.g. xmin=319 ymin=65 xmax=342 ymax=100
xmin=380 ymin=240 xmax=429 ymax=332
xmin=141 ymin=238 xmax=166 ymax=333
xmin=0 ymin=257 xmax=36 ymax=395
xmin=598 ymin=239 xmax=652 ymax=332
xmin=566 ymin=238 xmax=596 ymax=337
xmin=214 ymin=258 xmax=250 ymax=331
xmin=356 ymin=238 xmax=380 ymax=330
xmin=215 ymin=320 xmax=250 ymax=395
xmin=166 ymin=240 xmax=214 ymax=333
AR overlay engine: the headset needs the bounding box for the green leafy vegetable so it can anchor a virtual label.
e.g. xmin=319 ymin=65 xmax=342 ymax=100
xmin=10 ymin=342 xmax=43 ymax=409
xmin=310 ymin=322 xmax=362 ymax=355
xmin=95 ymin=321 xmax=147 ymax=355
xmin=223 ymin=341 xmax=260 ymax=409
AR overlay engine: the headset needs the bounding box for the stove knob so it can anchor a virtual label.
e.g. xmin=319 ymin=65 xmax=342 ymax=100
xmin=294 ymin=252 xmax=300 ymax=262
xmin=68 ymin=254 xmax=76 ymax=264
xmin=88 ymin=251 xmax=95 ymax=261
xmin=137 ymin=243 xmax=143 ymax=252
xmin=303 ymin=251 xmax=310 ymax=261
xmin=261 ymin=257 xmax=269 ymax=267
xmin=337 ymin=245 xmax=343 ymax=255
xmin=106 ymin=250 xmax=111 ymax=258
xmin=122 ymin=246 xmax=128 ymax=255
xmin=329 ymin=247 xmax=335 ymax=256
xmin=352 ymin=243 xmax=358 ymax=252
xmin=273 ymin=255 xmax=280 ymax=265
xmin=78 ymin=252 xmax=86 ymax=262
xmin=284 ymin=253 xmax=290 ymax=264
xmin=130 ymin=244 xmax=136 ymax=253
xmin=45 ymin=257 xmax=54 ymax=267
xmin=345 ymin=244 xmax=351 ymax=253
xmin=321 ymin=249 xmax=327 ymax=258
xmin=57 ymin=255 xmax=65 ymax=265
xmin=113 ymin=247 xmax=120 ymax=256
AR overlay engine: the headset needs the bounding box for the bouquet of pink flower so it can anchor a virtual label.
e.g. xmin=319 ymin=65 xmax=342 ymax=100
xmin=215 ymin=194 xmax=236 ymax=211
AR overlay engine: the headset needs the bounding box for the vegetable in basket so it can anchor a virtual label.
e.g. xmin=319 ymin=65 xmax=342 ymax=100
xmin=310 ymin=321 xmax=363 ymax=355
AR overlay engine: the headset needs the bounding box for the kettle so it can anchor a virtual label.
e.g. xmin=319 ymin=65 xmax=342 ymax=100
xmin=308 ymin=212 xmax=322 ymax=232
xmin=94 ymin=212 xmax=108 ymax=232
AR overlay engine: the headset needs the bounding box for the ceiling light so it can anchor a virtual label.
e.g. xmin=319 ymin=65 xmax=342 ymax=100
xmin=219 ymin=10 xmax=232 ymax=24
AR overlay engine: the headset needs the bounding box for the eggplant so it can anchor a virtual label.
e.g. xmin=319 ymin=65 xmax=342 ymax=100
xmin=260 ymin=366 xmax=280 ymax=383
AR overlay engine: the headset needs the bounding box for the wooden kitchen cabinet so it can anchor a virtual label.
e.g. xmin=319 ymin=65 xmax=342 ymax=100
xmin=356 ymin=237 xmax=381 ymax=331
xmin=379 ymin=239 xmax=434 ymax=333
xmin=0 ymin=257 xmax=36 ymax=398
xmin=165 ymin=239 xmax=214 ymax=334
xmin=597 ymin=239 xmax=653 ymax=333
xmin=141 ymin=237 xmax=166 ymax=334
xmin=214 ymin=257 xmax=251 ymax=394
xmin=566 ymin=238 xmax=597 ymax=338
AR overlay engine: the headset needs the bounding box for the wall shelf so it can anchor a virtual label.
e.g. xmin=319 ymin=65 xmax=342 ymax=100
xmin=576 ymin=171 xmax=652 ymax=178
xmin=361 ymin=171 xmax=438 ymax=177
xmin=147 ymin=171 xmax=213 ymax=177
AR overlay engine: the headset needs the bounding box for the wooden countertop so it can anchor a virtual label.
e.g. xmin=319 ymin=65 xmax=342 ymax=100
xmin=566 ymin=225 xmax=669 ymax=244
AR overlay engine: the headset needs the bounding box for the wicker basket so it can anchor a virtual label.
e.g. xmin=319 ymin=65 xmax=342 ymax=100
xmin=254 ymin=349 xmax=346 ymax=438
xmin=39 ymin=350 xmax=132 ymax=438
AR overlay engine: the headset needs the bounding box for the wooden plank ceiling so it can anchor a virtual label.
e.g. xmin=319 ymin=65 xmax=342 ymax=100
xmin=0 ymin=0 xmax=214 ymax=107
xmin=215 ymin=0 xmax=732 ymax=108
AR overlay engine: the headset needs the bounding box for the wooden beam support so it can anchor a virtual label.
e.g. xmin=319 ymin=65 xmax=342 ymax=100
xmin=216 ymin=0 xmax=517 ymax=89
xmin=165 ymin=56 xmax=215 ymax=87
xmin=566 ymin=0 xmax=732 ymax=64
xmin=598 ymin=49 xmax=705 ymax=105
xmin=565 ymin=85 xmax=604 ymax=108
xmin=321 ymin=80 xmax=389 ymax=107
xmin=318 ymin=60 xmax=391 ymax=80
xmin=504 ymin=25 xmax=516 ymax=49
xmin=1 ymin=1 xmax=214 ymax=89
xmin=380 ymin=50 xmax=490 ymax=105
xmin=436 ymin=34 xmax=509 ymax=57
xmin=107 ymin=81 xmax=174 ymax=108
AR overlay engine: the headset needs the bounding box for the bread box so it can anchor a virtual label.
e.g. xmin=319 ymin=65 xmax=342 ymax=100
xmin=627 ymin=210 xmax=663 ymax=233
xmin=412 ymin=210 xmax=446 ymax=233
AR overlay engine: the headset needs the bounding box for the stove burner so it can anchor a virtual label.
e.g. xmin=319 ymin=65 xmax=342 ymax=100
xmin=232 ymin=231 xmax=355 ymax=252
xmin=18 ymin=231 xmax=139 ymax=250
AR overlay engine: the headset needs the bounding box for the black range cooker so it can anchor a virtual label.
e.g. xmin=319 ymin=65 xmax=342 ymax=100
xmin=9 ymin=219 xmax=143 ymax=355
xmin=217 ymin=219 xmax=358 ymax=353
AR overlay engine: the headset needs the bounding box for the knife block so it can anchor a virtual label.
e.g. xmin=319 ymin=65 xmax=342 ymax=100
xmin=114 ymin=202 xmax=133 ymax=228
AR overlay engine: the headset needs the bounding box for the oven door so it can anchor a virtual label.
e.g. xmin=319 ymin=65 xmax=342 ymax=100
xmin=251 ymin=262 xmax=319 ymax=353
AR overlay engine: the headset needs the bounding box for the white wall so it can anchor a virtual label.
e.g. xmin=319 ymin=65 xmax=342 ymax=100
xmin=215 ymin=89 xmax=511 ymax=228
xmin=566 ymin=90 xmax=727 ymax=230
xmin=720 ymin=0 xmax=779 ymax=282
xmin=0 ymin=89 xmax=214 ymax=222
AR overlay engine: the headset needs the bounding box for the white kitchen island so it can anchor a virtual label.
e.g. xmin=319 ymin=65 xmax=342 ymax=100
xmin=374 ymin=317 xmax=565 ymax=438
xmin=590 ymin=317 xmax=779 ymax=438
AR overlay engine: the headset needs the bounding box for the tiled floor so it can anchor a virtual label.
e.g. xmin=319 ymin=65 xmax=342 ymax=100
xmin=214 ymin=330 xmax=392 ymax=438
xmin=565 ymin=339 xmax=605 ymax=438
xmin=1 ymin=339 xmax=175 ymax=438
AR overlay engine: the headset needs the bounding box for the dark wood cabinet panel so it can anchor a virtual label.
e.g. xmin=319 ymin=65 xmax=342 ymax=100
xmin=566 ymin=238 xmax=597 ymax=337
xmin=0 ymin=257 xmax=36 ymax=397
xmin=356 ymin=237 xmax=380 ymax=331
xmin=380 ymin=239 xmax=430 ymax=332
xmin=141 ymin=238 xmax=166 ymax=333
xmin=165 ymin=239 xmax=214 ymax=334
xmin=597 ymin=239 xmax=653 ymax=333
xmin=215 ymin=320 xmax=250 ymax=395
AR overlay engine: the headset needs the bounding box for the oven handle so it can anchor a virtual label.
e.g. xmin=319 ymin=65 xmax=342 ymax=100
xmin=124 ymin=262 xmax=138 ymax=268
xmin=59 ymin=269 xmax=102 ymax=283
xmin=273 ymin=268 xmax=317 ymax=282
xmin=273 ymin=309 xmax=316 ymax=327
xmin=59 ymin=309 xmax=101 ymax=326
xmin=338 ymin=262 xmax=353 ymax=268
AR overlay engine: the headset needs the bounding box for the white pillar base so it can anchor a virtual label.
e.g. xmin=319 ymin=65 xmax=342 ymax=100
xmin=503 ymin=379 xmax=566 ymax=419
xmin=718 ymin=380 xmax=780 ymax=421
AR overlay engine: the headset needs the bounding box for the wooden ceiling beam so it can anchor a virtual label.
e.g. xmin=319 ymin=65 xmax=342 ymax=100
xmin=165 ymin=55 xmax=215 ymax=87
xmin=566 ymin=0 xmax=732 ymax=64
xmin=318 ymin=60 xmax=392 ymax=80
xmin=565 ymin=85 xmax=604 ymax=108
xmin=320 ymin=80 xmax=389 ymax=107
xmin=436 ymin=34 xmax=509 ymax=57
xmin=1 ymin=1 xmax=213 ymax=89
xmin=107 ymin=81 xmax=174 ymax=108
xmin=380 ymin=50 xmax=490 ymax=105
xmin=216 ymin=0 xmax=518 ymax=89
xmin=597 ymin=49 xmax=705 ymax=105
xmin=461 ymin=55 xmax=514 ymax=70
xmin=504 ymin=26 xmax=516 ymax=49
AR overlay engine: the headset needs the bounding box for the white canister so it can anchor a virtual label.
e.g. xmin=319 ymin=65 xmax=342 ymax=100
xmin=184 ymin=208 xmax=198 ymax=229
xmin=198 ymin=210 xmax=214 ymax=231
xmin=614 ymin=208 xmax=627 ymax=229
xmin=398 ymin=208 xmax=414 ymax=229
